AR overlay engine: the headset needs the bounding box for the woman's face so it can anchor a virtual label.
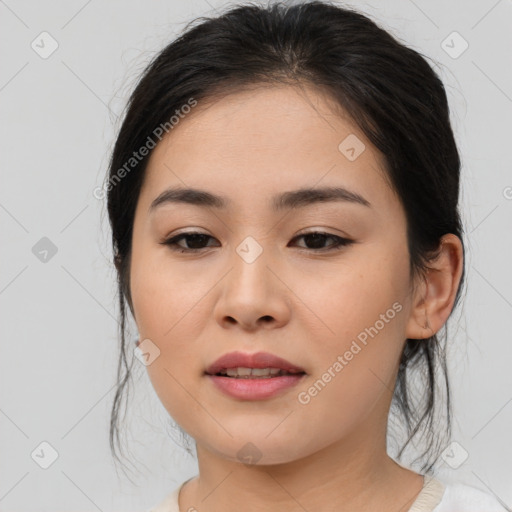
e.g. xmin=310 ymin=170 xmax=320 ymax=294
xmin=130 ymin=84 xmax=420 ymax=464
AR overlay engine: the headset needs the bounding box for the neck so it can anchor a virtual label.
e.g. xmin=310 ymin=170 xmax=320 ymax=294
xmin=179 ymin=411 xmax=424 ymax=512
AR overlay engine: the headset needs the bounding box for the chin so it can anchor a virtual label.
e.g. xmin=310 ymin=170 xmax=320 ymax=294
xmin=197 ymin=433 xmax=312 ymax=467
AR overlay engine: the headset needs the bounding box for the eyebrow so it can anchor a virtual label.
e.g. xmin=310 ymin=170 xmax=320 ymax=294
xmin=149 ymin=185 xmax=371 ymax=213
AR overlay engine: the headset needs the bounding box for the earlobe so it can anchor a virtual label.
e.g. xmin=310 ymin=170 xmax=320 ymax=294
xmin=405 ymin=234 xmax=464 ymax=340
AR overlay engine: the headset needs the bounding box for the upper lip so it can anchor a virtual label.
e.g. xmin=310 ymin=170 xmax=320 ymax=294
xmin=205 ymin=351 xmax=306 ymax=375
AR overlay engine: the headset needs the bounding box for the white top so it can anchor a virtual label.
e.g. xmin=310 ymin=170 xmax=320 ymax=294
xmin=147 ymin=474 xmax=507 ymax=512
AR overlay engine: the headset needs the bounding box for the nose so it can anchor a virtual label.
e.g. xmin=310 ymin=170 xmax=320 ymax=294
xmin=213 ymin=249 xmax=291 ymax=331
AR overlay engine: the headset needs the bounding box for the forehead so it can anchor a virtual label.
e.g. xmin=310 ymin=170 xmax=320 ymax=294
xmin=139 ymin=84 xmax=397 ymax=216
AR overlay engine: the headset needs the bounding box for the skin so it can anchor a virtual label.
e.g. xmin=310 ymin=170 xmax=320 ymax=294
xmin=129 ymin=83 xmax=464 ymax=512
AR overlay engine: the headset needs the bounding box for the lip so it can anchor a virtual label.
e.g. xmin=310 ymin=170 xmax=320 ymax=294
xmin=204 ymin=351 xmax=306 ymax=375
xmin=206 ymin=373 xmax=306 ymax=400
xmin=204 ymin=351 xmax=307 ymax=401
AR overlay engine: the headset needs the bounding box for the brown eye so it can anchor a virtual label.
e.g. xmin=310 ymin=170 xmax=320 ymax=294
xmin=291 ymin=232 xmax=354 ymax=252
xmin=161 ymin=232 xmax=219 ymax=252
xmin=161 ymin=231 xmax=354 ymax=254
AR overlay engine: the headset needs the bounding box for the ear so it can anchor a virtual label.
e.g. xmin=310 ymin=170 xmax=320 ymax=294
xmin=405 ymin=233 xmax=464 ymax=340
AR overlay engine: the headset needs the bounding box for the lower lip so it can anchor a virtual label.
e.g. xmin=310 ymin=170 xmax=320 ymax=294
xmin=206 ymin=374 xmax=306 ymax=400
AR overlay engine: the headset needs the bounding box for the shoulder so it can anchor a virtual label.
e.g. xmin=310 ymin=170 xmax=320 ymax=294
xmin=145 ymin=483 xmax=182 ymax=512
xmin=148 ymin=475 xmax=508 ymax=512
xmin=433 ymin=480 xmax=507 ymax=512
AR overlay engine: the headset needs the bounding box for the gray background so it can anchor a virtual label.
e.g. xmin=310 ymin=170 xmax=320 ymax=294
xmin=1 ymin=0 xmax=511 ymax=510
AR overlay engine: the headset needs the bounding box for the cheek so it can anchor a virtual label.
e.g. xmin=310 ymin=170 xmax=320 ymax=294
xmin=130 ymin=242 xmax=203 ymax=338
xmin=130 ymin=246 xmax=214 ymax=391
xmin=291 ymin=274 xmax=408 ymax=441
xmin=292 ymin=252 xmax=410 ymax=400
xmin=292 ymin=255 xmax=408 ymax=341
xmin=130 ymin=258 xmax=208 ymax=425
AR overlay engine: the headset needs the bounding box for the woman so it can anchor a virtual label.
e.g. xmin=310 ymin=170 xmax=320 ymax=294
xmin=104 ymin=1 xmax=506 ymax=510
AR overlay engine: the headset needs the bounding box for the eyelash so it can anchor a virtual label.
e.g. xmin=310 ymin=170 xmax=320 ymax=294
xmin=160 ymin=231 xmax=354 ymax=254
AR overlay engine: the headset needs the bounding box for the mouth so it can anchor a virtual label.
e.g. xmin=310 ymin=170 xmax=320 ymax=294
xmin=204 ymin=350 xmax=307 ymax=377
xmin=204 ymin=351 xmax=307 ymax=400
xmin=207 ymin=367 xmax=306 ymax=378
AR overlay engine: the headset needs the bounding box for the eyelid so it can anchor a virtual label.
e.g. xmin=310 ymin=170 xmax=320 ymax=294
xmin=162 ymin=226 xmax=351 ymax=240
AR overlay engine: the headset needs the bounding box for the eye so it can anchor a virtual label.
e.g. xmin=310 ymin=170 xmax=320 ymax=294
xmin=160 ymin=232 xmax=220 ymax=253
xmin=160 ymin=231 xmax=354 ymax=253
xmin=290 ymin=231 xmax=354 ymax=252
